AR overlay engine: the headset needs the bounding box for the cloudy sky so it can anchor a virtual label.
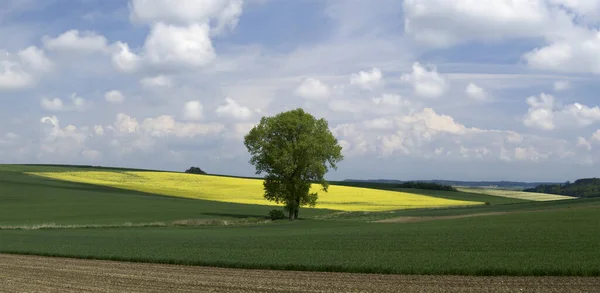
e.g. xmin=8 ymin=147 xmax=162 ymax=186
xmin=2 ymin=0 xmax=600 ymax=182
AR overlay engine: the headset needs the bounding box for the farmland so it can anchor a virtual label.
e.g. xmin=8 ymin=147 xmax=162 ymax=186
xmin=1 ymin=164 xmax=599 ymax=291
xmin=26 ymin=170 xmax=482 ymax=211
xmin=457 ymin=187 xmax=575 ymax=201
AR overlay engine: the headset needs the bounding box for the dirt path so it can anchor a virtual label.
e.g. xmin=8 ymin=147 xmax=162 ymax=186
xmin=376 ymin=205 xmax=600 ymax=223
xmin=1 ymin=254 xmax=599 ymax=293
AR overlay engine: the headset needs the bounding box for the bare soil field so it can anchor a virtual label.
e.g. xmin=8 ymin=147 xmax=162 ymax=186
xmin=1 ymin=254 xmax=599 ymax=293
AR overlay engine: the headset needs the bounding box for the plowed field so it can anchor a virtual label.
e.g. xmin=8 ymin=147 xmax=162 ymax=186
xmin=2 ymin=254 xmax=599 ymax=293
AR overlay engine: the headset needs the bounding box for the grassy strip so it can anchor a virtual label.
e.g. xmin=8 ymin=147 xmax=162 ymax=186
xmin=0 ymin=217 xmax=273 ymax=230
xmin=1 ymin=208 xmax=599 ymax=276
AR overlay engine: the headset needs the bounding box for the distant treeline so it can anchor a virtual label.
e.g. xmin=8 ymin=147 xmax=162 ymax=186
xmin=395 ymin=181 xmax=457 ymax=192
xmin=524 ymin=178 xmax=600 ymax=198
xmin=344 ymin=179 xmax=558 ymax=189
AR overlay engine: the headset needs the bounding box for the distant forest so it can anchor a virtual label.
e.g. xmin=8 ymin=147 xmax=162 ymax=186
xmin=344 ymin=179 xmax=558 ymax=189
xmin=524 ymin=178 xmax=600 ymax=198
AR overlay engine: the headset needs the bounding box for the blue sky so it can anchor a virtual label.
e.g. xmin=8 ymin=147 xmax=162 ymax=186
xmin=2 ymin=0 xmax=600 ymax=182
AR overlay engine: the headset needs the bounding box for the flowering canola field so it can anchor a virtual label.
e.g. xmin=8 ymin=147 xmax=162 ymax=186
xmin=28 ymin=171 xmax=483 ymax=211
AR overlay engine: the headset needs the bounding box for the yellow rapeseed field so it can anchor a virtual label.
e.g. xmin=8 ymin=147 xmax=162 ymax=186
xmin=28 ymin=171 xmax=483 ymax=211
xmin=456 ymin=187 xmax=574 ymax=201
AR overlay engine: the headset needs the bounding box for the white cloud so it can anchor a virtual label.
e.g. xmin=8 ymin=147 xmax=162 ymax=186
xmin=0 ymin=59 xmax=33 ymax=90
xmin=140 ymin=75 xmax=173 ymax=88
xmin=42 ymin=30 xmax=109 ymax=53
xmin=524 ymin=31 xmax=600 ymax=74
xmin=523 ymin=93 xmax=556 ymax=130
xmin=143 ymin=22 xmax=216 ymax=69
xmin=39 ymin=116 xmax=89 ymax=157
xmin=111 ymin=42 xmax=141 ymax=73
xmin=350 ymin=67 xmax=383 ymax=90
xmin=17 ymin=46 xmax=53 ymax=72
xmin=402 ymin=0 xmax=562 ymax=47
xmin=141 ymin=115 xmax=224 ymax=138
xmin=94 ymin=125 xmax=104 ymax=136
xmin=561 ymin=102 xmax=600 ymax=126
xmin=465 ymin=82 xmax=489 ymax=101
xmin=114 ymin=113 xmax=139 ymax=134
xmin=400 ymin=62 xmax=448 ymax=98
xmin=104 ymin=90 xmax=125 ymax=104
xmin=577 ymin=136 xmax=592 ymax=150
xmin=41 ymin=97 xmax=64 ymax=111
xmin=129 ymin=0 xmax=244 ymax=35
xmin=183 ymin=100 xmax=203 ymax=120
xmin=216 ymin=98 xmax=253 ymax=120
xmin=523 ymin=93 xmax=600 ymax=130
xmin=553 ymin=80 xmax=570 ymax=91
xmin=294 ymin=77 xmax=330 ymax=100
xmin=592 ymin=130 xmax=600 ymax=142
xmin=364 ymin=118 xmax=394 ymax=130
xmin=40 ymin=93 xmax=90 ymax=112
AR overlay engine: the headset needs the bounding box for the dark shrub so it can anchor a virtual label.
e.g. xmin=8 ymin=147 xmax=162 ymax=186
xmin=185 ymin=166 xmax=207 ymax=175
xmin=269 ymin=209 xmax=286 ymax=220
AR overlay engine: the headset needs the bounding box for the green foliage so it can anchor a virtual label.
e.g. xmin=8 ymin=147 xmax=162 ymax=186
xmin=525 ymin=178 xmax=600 ymax=198
xmin=184 ymin=166 xmax=207 ymax=175
xmin=395 ymin=181 xmax=457 ymax=191
xmin=268 ymin=209 xmax=286 ymax=220
xmin=244 ymin=108 xmax=344 ymax=219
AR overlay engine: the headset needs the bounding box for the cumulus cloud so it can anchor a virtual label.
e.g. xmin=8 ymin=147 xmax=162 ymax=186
xmin=331 ymin=106 xmax=570 ymax=162
xmin=183 ymin=100 xmax=203 ymax=120
xmin=40 ymin=93 xmax=91 ymax=112
xmin=523 ymin=93 xmax=557 ymax=130
xmin=294 ymin=77 xmax=331 ymax=100
xmin=143 ymin=22 xmax=216 ymax=69
xmin=523 ymin=93 xmax=600 ymax=130
xmin=104 ymin=90 xmax=125 ymax=104
xmin=465 ymin=82 xmax=489 ymax=101
xmin=0 ymin=46 xmax=53 ymax=90
xmin=216 ymin=98 xmax=253 ymax=120
xmin=111 ymin=42 xmax=141 ymax=73
xmin=0 ymin=59 xmax=33 ymax=90
xmin=524 ymin=31 xmax=600 ymax=74
xmin=350 ymin=67 xmax=383 ymax=90
xmin=109 ymin=0 xmax=243 ymax=73
xmin=39 ymin=116 xmax=89 ymax=157
xmin=41 ymin=97 xmax=64 ymax=111
xmin=140 ymin=75 xmax=173 ymax=88
xmin=577 ymin=136 xmax=592 ymax=150
xmin=17 ymin=46 xmax=53 ymax=72
xmin=402 ymin=0 xmax=562 ymax=47
xmin=42 ymin=30 xmax=109 ymax=53
xmin=129 ymin=0 xmax=244 ymax=35
xmin=402 ymin=0 xmax=600 ymax=75
xmin=400 ymin=62 xmax=448 ymax=98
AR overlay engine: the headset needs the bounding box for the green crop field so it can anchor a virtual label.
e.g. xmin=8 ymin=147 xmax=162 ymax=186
xmin=1 ymin=164 xmax=599 ymax=276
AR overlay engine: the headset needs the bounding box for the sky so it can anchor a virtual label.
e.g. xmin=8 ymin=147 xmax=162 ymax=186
xmin=1 ymin=0 xmax=600 ymax=182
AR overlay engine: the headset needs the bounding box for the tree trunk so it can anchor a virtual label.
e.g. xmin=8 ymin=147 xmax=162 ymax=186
xmin=294 ymin=208 xmax=299 ymax=220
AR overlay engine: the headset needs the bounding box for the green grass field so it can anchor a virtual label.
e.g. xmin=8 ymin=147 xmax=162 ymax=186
xmin=1 ymin=164 xmax=599 ymax=276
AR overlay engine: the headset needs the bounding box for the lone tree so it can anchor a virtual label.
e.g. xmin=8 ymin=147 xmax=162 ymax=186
xmin=244 ymin=108 xmax=343 ymax=220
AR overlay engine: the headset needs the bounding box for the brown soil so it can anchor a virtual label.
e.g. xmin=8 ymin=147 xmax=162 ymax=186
xmin=1 ymin=254 xmax=599 ymax=293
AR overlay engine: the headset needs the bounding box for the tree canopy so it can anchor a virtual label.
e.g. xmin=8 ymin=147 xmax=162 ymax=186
xmin=524 ymin=178 xmax=600 ymax=198
xmin=244 ymin=108 xmax=343 ymax=220
xmin=184 ymin=166 xmax=207 ymax=175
